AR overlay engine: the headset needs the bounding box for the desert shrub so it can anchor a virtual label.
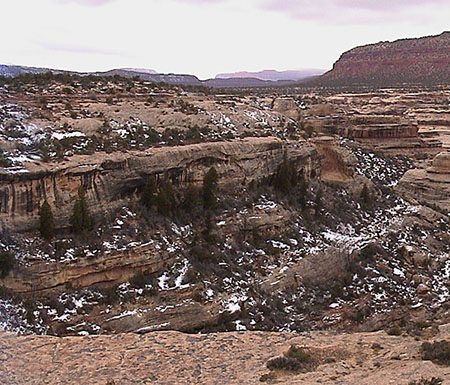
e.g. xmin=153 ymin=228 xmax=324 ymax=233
xmin=0 ymin=251 xmax=15 ymax=279
xmin=386 ymin=326 xmax=403 ymax=336
xmin=409 ymin=377 xmax=443 ymax=385
xmin=190 ymin=245 xmax=214 ymax=263
xmin=99 ymin=285 xmax=119 ymax=305
xmin=267 ymin=345 xmax=313 ymax=373
xmin=359 ymin=242 xmax=383 ymax=261
xmin=0 ymin=151 xmax=12 ymax=168
xmin=421 ymin=340 xmax=450 ymax=365
xmin=129 ymin=272 xmax=152 ymax=289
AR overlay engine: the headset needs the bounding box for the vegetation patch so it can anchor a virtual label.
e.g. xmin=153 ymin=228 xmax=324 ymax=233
xmin=421 ymin=340 xmax=450 ymax=366
xmin=266 ymin=345 xmax=316 ymax=373
xmin=409 ymin=378 xmax=443 ymax=385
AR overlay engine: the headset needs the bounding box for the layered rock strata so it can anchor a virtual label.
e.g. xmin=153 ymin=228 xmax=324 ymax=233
xmin=0 ymin=137 xmax=320 ymax=233
xmin=397 ymin=151 xmax=450 ymax=211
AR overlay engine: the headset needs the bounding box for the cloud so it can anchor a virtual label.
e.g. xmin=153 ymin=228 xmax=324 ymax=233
xmin=38 ymin=41 xmax=123 ymax=56
xmin=58 ymin=0 xmax=116 ymax=6
xmin=257 ymin=0 xmax=450 ymax=23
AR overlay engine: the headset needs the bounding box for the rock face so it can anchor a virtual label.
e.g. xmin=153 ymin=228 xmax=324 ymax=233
xmin=397 ymin=151 xmax=450 ymax=211
xmin=0 ymin=138 xmax=320 ymax=233
xmin=2 ymin=325 xmax=450 ymax=385
xmin=342 ymin=115 xmax=419 ymax=139
xmin=2 ymin=242 xmax=171 ymax=294
xmin=316 ymin=32 xmax=450 ymax=86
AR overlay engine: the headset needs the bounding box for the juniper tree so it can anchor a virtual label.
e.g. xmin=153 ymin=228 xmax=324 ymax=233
xmin=141 ymin=176 xmax=157 ymax=209
xmin=70 ymin=186 xmax=94 ymax=233
xmin=314 ymin=189 xmax=323 ymax=217
xmin=359 ymin=184 xmax=371 ymax=209
xmin=202 ymin=167 xmax=219 ymax=210
xmin=0 ymin=251 xmax=15 ymax=279
xmin=39 ymin=200 xmax=54 ymax=241
xmin=156 ymin=180 xmax=176 ymax=216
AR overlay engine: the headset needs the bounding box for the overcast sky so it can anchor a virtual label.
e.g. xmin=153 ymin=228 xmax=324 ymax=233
xmin=1 ymin=0 xmax=449 ymax=79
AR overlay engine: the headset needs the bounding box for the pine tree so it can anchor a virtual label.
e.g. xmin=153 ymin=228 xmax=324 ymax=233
xmin=39 ymin=200 xmax=54 ymax=241
xmin=70 ymin=186 xmax=94 ymax=233
xmin=202 ymin=167 xmax=219 ymax=210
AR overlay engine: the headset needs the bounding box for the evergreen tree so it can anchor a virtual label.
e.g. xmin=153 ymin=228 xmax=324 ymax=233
xmin=314 ymin=189 xmax=323 ymax=217
xmin=70 ymin=186 xmax=94 ymax=233
xmin=298 ymin=177 xmax=308 ymax=209
xmin=360 ymin=184 xmax=372 ymax=210
xmin=39 ymin=200 xmax=54 ymax=241
xmin=141 ymin=176 xmax=157 ymax=209
xmin=0 ymin=251 xmax=15 ymax=279
xmin=182 ymin=184 xmax=199 ymax=212
xmin=156 ymin=181 xmax=176 ymax=215
xmin=202 ymin=167 xmax=219 ymax=210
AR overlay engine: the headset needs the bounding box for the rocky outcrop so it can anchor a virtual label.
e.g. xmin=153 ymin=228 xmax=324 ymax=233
xmin=312 ymin=136 xmax=357 ymax=183
xmin=1 ymin=242 xmax=172 ymax=294
xmin=315 ymin=31 xmax=450 ymax=87
xmin=0 ymin=138 xmax=320 ymax=233
xmin=397 ymin=151 xmax=450 ymax=211
xmin=2 ymin=325 xmax=450 ymax=385
xmin=272 ymin=98 xmax=299 ymax=120
xmin=342 ymin=115 xmax=419 ymax=139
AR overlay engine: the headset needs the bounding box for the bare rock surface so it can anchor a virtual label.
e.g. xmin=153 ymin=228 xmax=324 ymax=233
xmin=1 ymin=326 xmax=450 ymax=385
xmin=397 ymin=151 xmax=450 ymax=211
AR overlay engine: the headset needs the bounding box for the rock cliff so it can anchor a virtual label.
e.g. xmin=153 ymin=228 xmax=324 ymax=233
xmin=0 ymin=137 xmax=320 ymax=233
xmin=316 ymin=32 xmax=450 ymax=87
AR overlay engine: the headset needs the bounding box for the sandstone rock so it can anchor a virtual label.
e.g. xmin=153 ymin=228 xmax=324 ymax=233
xmin=2 ymin=325 xmax=450 ymax=385
xmin=315 ymin=31 xmax=450 ymax=87
xmin=416 ymin=284 xmax=430 ymax=296
xmin=397 ymin=151 xmax=450 ymax=212
xmin=273 ymin=98 xmax=299 ymax=120
xmin=0 ymin=138 xmax=320 ymax=233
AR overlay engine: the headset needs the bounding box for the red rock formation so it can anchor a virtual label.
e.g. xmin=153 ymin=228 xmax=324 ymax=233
xmin=316 ymin=32 xmax=450 ymax=86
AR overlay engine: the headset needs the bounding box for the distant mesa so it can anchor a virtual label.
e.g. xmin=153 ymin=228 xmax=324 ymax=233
xmin=216 ymin=69 xmax=325 ymax=82
xmin=120 ymin=68 xmax=158 ymax=75
xmin=314 ymin=31 xmax=450 ymax=87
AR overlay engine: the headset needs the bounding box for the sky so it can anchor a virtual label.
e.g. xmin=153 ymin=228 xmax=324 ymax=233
xmin=1 ymin=0 xmax=449 ymax=79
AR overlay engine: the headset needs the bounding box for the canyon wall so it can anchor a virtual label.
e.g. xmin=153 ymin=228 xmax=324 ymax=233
xmin=0 ymin=137 xmax=320 ymax=232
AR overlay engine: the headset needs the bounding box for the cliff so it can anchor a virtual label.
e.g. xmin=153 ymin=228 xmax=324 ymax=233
xmin=0 ymin=137 xmax=320 ymax=233
xmin=316 ymin=32 xmax=450 ymax=87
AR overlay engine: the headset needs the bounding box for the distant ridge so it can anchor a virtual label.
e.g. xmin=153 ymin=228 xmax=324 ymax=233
xmin=0 ymin=64 xmax=305 ymax=88
xmin=216 ymin=69 xmax=325 ymax=82
xmin=313 ymin=31 xmax=450 ymax=87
